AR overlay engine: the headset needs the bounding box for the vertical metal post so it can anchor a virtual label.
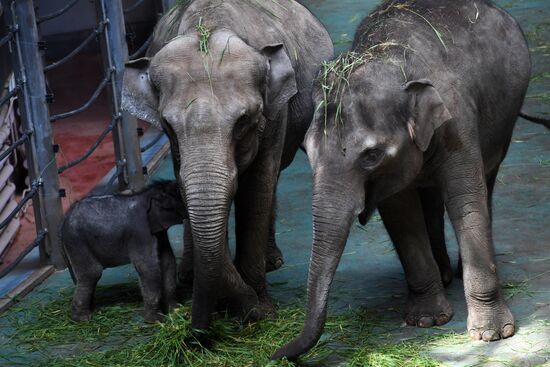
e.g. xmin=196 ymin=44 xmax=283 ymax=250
xmin=97 ymin=0 xmax=144 ymax=193
xmin=2 ymin=0 xmax=65 ymax=268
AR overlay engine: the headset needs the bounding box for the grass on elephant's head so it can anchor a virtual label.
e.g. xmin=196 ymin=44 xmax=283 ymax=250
xmin=195 ymin=17 xmax=211 ymax=54
xmin=318 ymin=42 xmax=407 ymax=143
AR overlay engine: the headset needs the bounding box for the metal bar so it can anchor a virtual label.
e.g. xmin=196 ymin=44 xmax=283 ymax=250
xmin=129 ymin=33 xmax=152 ymax=60
xmin=36 ymin=0 xmax=80 ymax=23
xmin=49 ymin=69 xmax=112 ymax=122
xmin=58 ymin=116 xmax=119 ymax=173
xmin=97 ymin=0 xmax=144 ymax=192
xmin=0 ymin=180 xmax=38 ymax=230
xmin=0 ymin=130 xmax=30 ymax=163
xmin=0 ymin=85 xmax=19 ymax=108
xmin=3 ymin=0 xmax=65 ymax=268
xmin=43 ymin=21 xmax=107 ymax=73
xmin=140 ymin=130 xmax=164 ymax=152
xmin=123 ymin=0 xmax=145 ymax=14
xmin=0 ymin=230 xmax=46 ymax=280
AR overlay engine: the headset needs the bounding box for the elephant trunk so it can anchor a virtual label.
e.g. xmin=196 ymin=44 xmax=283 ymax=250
xmin=180 ymin=150 xmax=237 ymax=329
xmin=272 ymin=176 xmax=358 ymax=360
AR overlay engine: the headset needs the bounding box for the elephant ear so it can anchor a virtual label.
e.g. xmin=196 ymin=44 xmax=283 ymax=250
xmin=122 ymin=57 xmax=162 ymax=129
xmin=404 ymin=79 xmax=452 ymax=152
xmin=261 ymin=44 xmax=298 ymax=121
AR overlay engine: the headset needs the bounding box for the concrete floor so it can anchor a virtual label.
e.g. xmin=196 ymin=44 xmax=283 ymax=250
xmin=0 ymin=0 xmax=548 ymax=366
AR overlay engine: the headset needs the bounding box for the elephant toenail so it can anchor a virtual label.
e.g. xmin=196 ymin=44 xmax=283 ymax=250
xmin=435 ymin=313 xmax=450 ymax=325
xmin=274 ymin=259 xmax=283 ymax=269
xmin=502 ymin=324 xmax=515 ymax=338
xmin=418 ymin=316 xmax=435 ymax=328
xmin=481 ymin=329 xmax=499 ymax=342
xmin=469 ymin=329 xmax=482 ymax=341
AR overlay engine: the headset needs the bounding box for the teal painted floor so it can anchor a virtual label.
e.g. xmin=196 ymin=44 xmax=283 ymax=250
xmin=1 ymin=0 xmax=549 ymax=366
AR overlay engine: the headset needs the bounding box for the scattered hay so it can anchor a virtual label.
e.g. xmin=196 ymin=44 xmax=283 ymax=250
xmin=502 ymin=281 xmax=533 ymax=300
xmin=3 ymin=288 xmax=472 ymax=367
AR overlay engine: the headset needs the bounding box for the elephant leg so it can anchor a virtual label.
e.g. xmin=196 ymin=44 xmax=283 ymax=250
xmin=455 ymin=169 xmax=498 ymax=279
xmin=157 ymin=231 xmax=178 ymax=313
xmin=418 ymin=187 xmax=453 ymax=287
xmin=439 ymin=150 xmax=514 ymax=342
xmin=67 ymin=243 xmax=102 ymax=322
xmin=379 ymin=187 xmax=453 ymax=328
xmin=234 ymin=180 xmax=277 ymax=316
xmin=178 ymin=219 xmax=194 ymax=288
xmin=132 ymin=237 xmax=164 ymax=323
xmin=486 ymin=169 xmax=499 ymax=219
xmin=71 ymin=267 xmax=102 ymax=322
xmin=234 ymin=146 xmax=283 ymax=316
xmin=266 ymin=192 xmax=284 ymax=272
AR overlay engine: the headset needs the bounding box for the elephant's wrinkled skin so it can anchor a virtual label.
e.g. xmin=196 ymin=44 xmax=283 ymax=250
xmin=274 ymin=0 xmax=531 ymax=360
xmin=62 ymin=181 xmax=186 ymax=323
xmin=122 ymin=0 xmax=333 ymax=329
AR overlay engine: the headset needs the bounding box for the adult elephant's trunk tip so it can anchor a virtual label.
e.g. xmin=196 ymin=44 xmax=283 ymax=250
xmin=271 ymin=328 xmax=323 ymax=361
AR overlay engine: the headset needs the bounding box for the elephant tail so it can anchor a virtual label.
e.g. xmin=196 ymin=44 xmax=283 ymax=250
xmin=519 ymin=111 xmax=550 ymax=129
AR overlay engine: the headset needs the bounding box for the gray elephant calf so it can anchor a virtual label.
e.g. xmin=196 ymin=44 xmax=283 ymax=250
xmin=274 ymin=0 xmax=544 ymax=359
xmin=62 ymin=181 xmax=186 ymax=323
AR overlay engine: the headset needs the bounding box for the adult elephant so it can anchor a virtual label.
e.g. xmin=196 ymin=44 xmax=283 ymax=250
xmin=274 ymin=0 xmax=534 ymax=360
xmin=122 ymin=0 xmax=333 ymax=329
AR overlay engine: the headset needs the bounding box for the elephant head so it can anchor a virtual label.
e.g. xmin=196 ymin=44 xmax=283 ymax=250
xmin=147 ymin=180 xmax=187 ymax=234
xmin=273 ymin=58 xmax=452 ymax=359
xmin=122 ymin=29 xmax=297 ymax=328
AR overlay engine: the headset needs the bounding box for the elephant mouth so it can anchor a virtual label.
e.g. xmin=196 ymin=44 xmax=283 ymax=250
xmin=358 ymin=206 xmax=375 ymax=225
xmin=358 ymin=186 xmax=377 ymax=225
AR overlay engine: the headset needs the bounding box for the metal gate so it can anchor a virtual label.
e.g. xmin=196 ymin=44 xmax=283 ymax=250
xmin=0 ymin=0 xmax=172 ymax=278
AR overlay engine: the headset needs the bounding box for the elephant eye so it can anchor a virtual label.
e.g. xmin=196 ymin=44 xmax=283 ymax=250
xmin=238 ymin=114 xmax=250 ymax=123
xmin=234 ymin=114 xmax=254 ymax=139
xmin=360 ymin=148 xmax=384 ymax=169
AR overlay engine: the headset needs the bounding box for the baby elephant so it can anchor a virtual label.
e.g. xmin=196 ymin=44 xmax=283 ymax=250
xmin=62 ymin=180 xmax=186 ymax=323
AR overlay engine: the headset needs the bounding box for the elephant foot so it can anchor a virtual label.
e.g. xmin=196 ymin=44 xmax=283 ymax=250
xmin=405 ymin=288 xmax=453 ymax=328
xmin=257 ymin=293 xmax=278 ymax=318
xmin=144 ymin=308 xmax=165 ymax=323
xmin=266 ymin=240 xmax=284 ymax=273
xmin=467 ymin=299 xmax=515 ymax=341
xmin=162 ymin=299 xmax=180 ymax=314
xmin=218 ymin=283 xmax=265 ymax=322
xmin=70 ymin=307 xmax=92 ymax=322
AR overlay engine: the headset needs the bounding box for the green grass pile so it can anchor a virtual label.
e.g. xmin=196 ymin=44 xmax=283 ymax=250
xmin=1 ymin=284 xmax=470 ymax=367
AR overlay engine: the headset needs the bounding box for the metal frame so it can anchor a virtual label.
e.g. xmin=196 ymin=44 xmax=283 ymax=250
xmin=2 ymin=0 xmax=65 ymax=268
xmin=96 ymin=0 xmax=145 ymax=193
xmin=0 ymin=0 xmax=176 ymax=276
